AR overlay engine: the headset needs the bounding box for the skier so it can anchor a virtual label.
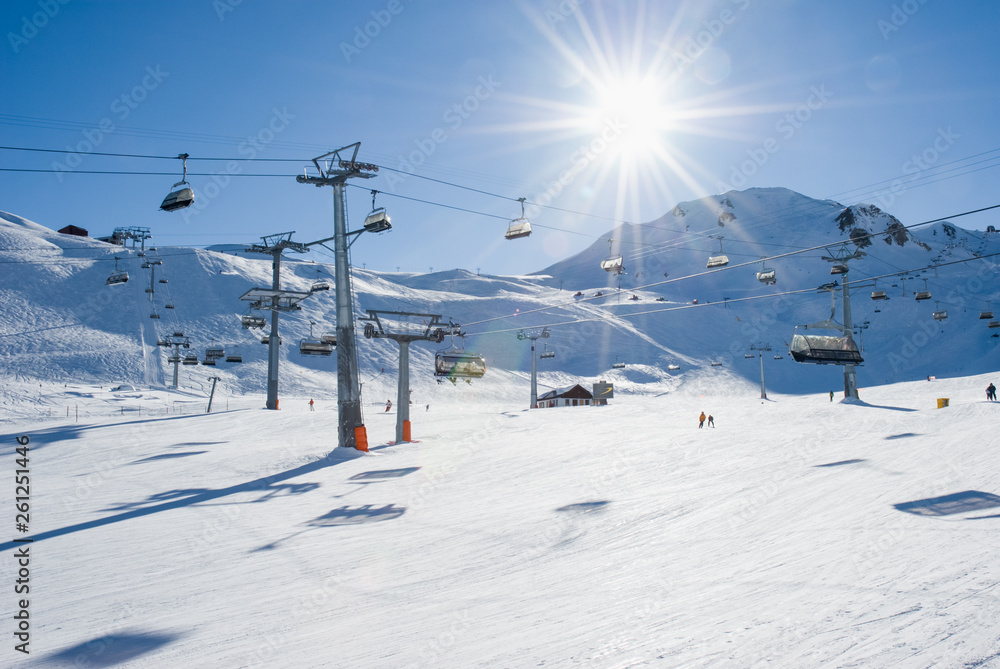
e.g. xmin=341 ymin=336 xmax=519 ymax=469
xmin=698 ymin=411 xmax=706 ymax=428
xmin=385 ymin=399 xmax=392 ymax=412
xmin=829 ymin=390 xmax=834 ymax=402
xmin=309 ymin=399 xmax=314 ymax=411
xmin=988 ymin=383 xmax=997 ymax=401
xmin=707 ymin=415 xmax=715 ymax=428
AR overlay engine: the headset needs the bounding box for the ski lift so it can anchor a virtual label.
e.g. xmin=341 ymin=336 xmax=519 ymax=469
xmin=707 ymin=237 xmax=729 ymax=268
xmin=435 ymin=328 xmax=486 ymax=379
xmin=612 ymin=362 xmax=626 ymax=369
xmin=160 ymin=153 xmax=195 ymax=212
xmin=539 ymin=343 xmax=555 ymax=360
xmin=363 ymin=190 xmax=392 ymax=233
xmin=310 ymin=269 xmax=331 ymax=292
xmin=182 ymin=354 xmax=198 ymax=365
xmin=242 ymin=315 xmax=267 ymax=329
xmin=106 ymin=257 xmax=129 ymax=285
xmin=744 ymin=353 xmax=755 ymax=359
xmin=871 ymin=290 xmax=888 ymax=300
xmin=914 ymin=279 xmax=932 ymax=301
xmin=149 ymin=312 xmax=160 ymax=319
xmin=932 ymin=301 xmax=948 ymax=321
xmin=141 ymin=261 xmax=152 ymax=269
xmin=980 ymin=303 xmax=994 ymax=319
xmin=205 ymin=345 xmax=225 ymax=360
xmin=225 ymin=346 xmax=243 ymax=363
xmin=159 ymin=278 xmax=168 ymax=284
xmin=988 ymin=321 xmax=1000 ymax=329
xmin=667 ymin=363 xmax=680 ymax=371
xmin=788 ymin=287 xmax=863 ymax=365
xmin=756 ymin=257 xmax=776 ymax=285
xmin=830 ymin=264 xmax=848 ymax=275
xmin=165 ymin=302 xmax=175 ymax=309
xmin=167 ymin=354 xmax=181 ymax=364
xmin=773 ymin=355 xmax=784 ymax=360
xmin=201 ymin=357 xmax=216 ymax=366
xmin=710 ymin=361 xmax=723 ymax=367
xmin=320 ymin=332 xmax=337 ymax=346
xmin=601 ymin=239 xmax=624 ymax=274
xmin=260 ymin=334 xmax=281 ymax=345
xmin=505 ymin=197 xmax=531 ymax=240
xmin=299 ymin=322 xmax=333 ymax=356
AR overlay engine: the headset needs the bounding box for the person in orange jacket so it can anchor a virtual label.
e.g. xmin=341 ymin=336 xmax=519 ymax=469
xmin=698 ymin=411 xmax=706 ymax=428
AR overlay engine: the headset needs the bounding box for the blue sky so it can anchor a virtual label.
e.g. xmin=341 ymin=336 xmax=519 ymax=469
xmin=2 ymin=0 xmax=998 ymax=275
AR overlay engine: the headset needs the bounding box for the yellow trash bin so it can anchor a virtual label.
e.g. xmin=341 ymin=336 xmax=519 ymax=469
xmin=937 ymin=398 xmax=949 ymax=408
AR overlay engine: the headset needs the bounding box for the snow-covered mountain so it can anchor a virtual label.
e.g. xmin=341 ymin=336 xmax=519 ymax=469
xmin=1 ymin=187 xmax=998 ymax=406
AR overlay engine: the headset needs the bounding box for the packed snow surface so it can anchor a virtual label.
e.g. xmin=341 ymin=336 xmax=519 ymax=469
xmin=2 ymin=374 xmax=999 ymax=668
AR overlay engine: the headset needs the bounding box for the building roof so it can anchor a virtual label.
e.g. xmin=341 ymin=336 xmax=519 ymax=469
xmin=538 ymin=384 xmax=594 ymax=401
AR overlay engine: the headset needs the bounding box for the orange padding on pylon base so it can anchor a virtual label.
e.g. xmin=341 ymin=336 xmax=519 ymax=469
xmin=403 ymin=420 xmax=411 ymax=442
xmin=355 ymin=425 xmax=369 ymax=452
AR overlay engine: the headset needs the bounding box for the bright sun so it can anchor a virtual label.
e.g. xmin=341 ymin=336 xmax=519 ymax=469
xmin=590 ymin=77 xmax=671 ymax=163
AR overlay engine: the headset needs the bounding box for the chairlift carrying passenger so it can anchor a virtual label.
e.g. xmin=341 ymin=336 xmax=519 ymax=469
xmin=435 ymin=327 xmax=486 ymax=379
xmin=160 ymin=153 xmax=195 ymax=212
xmin=505 ymin=197 xmax=532 ymax=240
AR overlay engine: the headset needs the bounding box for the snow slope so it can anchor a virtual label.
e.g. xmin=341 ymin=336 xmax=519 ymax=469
xmin=2 ymin=374 xmax=999 ymax=667
xmin=2 ymin=187 xmax=998 ymax=410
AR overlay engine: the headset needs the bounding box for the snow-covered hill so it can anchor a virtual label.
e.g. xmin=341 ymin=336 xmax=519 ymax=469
xmin=1 ymin=187 xmax=998 ymax=411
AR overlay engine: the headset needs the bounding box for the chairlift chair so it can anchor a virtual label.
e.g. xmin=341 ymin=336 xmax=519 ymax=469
xmin=362 ymin=190 xmax=392 ymax=233
xmin=225 ymin=347 xmax=243 ymax=363
xmin=242 ymin=315 xmax=267 ymax=329
xmin=539 ymin=344 xmax=555 ymax=360
xmin=160 ymin=153 xmax=195 ymax=212
xmin=505 ymin=197 xmax=531 ymax=240
xmin=299 ymin=321 xmax=333 ymax=356
xmin=788 ymin=287 xmax=863 ymax=365
xmin=744 ymin=353 xmax=755 ymax=359
xmin=773 ymin=355 xmax=784 ymax=360
xmin=980 ymin=311 xmax=994 ymax=320
xmin=159 ymin=278 xmax=168 ymax=284
xmin=710 ymin=361 xmax=723 ymax=367
xmin=988 ymin=321 xmax=1000 ymax=329
xmin=830 ymin=264 xmax=848 ymax=275
xmin=756 ymin=269 xmax=776 ymax=284
xmin=871 ymin=291 xmax=888 ymax=300
xmin=182 ymin=354 xmax=199 ymax=365
xmin=309 ymin=268 xmax=331 ymax=292
xmin=914 ymin=291 xmax=932 ymax=301
xmin=205 ymin=345 xmax=225 ymax=360
xmin=600 ymin=239 xmax=625 ymax=274
xmin=435 ymin=331 xmax=487 ymax=379
xmin=201 ymin=357 xmax=216 ymax=366
xmin=261 ymin=335 xmax=281 ymax=345
xmin=149 ymin=312 xmax=160 ymax=319
xmin=707 ymin=236 xmax=729 ymax=268
xmin=320 ymin=332 xmax=337 ymax=346
xmin=165 ymin=303 xmax=175 ymax=309
xmin=106 ymin=256 xmax=129 ymax=285
xmin=167 ymin=355 xmax=181 ymax=364
xmin=933 ymin=310 xmax=948 ymax=321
